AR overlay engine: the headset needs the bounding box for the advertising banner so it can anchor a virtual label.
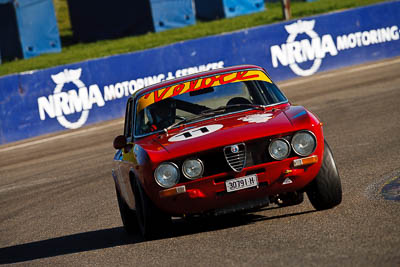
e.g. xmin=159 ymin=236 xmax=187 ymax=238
xmin=0 ymin=1 xmax=399 ymax=144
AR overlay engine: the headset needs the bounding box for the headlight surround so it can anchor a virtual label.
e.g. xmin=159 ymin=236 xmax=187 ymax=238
xmin=269 ymin=138 xmax=291 ymax=160
xmin=182 ymin=159 xmax=204 ymax=179
xmin=154 ymin=162 xmax=180 ymax=188
xmin=291 ymin=131 xmax=317 ymax=157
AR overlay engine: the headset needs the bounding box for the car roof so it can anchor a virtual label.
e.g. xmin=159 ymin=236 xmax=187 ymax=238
xmin=131 ymin=64 xmax=267 ymax=99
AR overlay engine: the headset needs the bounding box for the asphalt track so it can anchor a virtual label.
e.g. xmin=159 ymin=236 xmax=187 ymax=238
xmin=1 ymin=57 xmax=399 ymax=266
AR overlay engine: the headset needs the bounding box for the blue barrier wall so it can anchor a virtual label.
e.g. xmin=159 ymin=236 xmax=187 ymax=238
xmin=194 ymin=0 xmax=265 ymax=20
xmin=151 ymin=0 xmax=196 ymax=32
xmin=0 ymin=0 xmax=61 ymax=60
xmin=0 ymin=1 xmax=400 ymax=144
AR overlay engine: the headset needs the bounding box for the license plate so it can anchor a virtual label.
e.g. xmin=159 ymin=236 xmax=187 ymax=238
xmin=225 ymin=174 xmax=258 ymax=193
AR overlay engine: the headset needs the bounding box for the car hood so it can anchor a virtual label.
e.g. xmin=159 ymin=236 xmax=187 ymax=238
xmin=144 ymin=108 xmax=296 ymax=160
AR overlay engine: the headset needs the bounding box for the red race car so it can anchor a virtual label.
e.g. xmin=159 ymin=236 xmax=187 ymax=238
xmin=112 ymin=65 xmax=342 ymax=238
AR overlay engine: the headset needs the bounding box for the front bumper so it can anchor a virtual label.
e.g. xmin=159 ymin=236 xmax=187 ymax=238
xmin=155 ymin=155 xmax=321 ymax=215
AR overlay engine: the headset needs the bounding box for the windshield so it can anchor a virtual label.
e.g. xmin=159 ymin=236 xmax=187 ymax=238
xmin=134 ymin=77 xmax=287 ymax=136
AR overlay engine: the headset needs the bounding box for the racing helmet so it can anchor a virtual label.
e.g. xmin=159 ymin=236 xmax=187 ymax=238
xmin=146 ymin=98 xmax=176 ymax=130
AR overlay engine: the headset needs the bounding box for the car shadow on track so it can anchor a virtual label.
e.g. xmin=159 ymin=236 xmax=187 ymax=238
xmin=0 ymin=208 xmax=316 ymax=264
xmin=168 ymin=207 xmax=316 ymax=238
xmin=0 ymin=226 xmax=141 ymax=264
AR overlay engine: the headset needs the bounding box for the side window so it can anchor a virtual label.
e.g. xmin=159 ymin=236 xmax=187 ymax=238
xmin=124 ymin=99 xmax=133 ymax=139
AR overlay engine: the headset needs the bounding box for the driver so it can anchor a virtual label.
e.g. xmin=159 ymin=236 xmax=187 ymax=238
xmin=146 ymin=98 xmax=176 ymax=132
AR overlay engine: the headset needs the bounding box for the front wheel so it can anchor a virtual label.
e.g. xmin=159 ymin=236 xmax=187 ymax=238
xmin=133 ymin=178 xmax=171 ymax=239
xmin=115 ymin=185 xmax=138 ymax=234
xmin=306 ymin=141 xmax=342 ymax=210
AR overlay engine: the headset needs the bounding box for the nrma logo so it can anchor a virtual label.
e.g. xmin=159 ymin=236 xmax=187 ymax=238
xmin=270 ymin=19 xmax=400 ymax=77
xmin=270 ymin=20 xmax=338 ymax=76
xmin=37 ymin=69 xmax=105 ymax=129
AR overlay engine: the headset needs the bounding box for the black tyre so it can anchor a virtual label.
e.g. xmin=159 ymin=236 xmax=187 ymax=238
xmin=133 ymin=178 xmax=171 ymax=239
xmin=115 ymin=185 xmax=138 ymax=234
xmin=306 ymin=141 xmax=342 ymax=210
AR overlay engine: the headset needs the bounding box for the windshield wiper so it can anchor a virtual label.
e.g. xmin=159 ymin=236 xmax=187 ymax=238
xmin=164 ymin=116 xmax=187 ymax=134
xmin=163 ymin=111 xmax=216 ymax=134
xmin=163 ymin=104 xmax=265 ymax=134
xmin=199 ymin=106 xmax=227 ymax=116
xmin=228 ymin=103 xmax=266 ymax=110
xmin=200 ymin=104 xmax=265 ymax=115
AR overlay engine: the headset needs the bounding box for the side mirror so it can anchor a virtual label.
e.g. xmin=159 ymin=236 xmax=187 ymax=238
xmin=113 ymin=135 xmax=127 ymax=150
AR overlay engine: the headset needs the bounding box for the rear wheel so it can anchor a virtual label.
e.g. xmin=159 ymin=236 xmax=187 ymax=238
xmin=133 ymin=178 xmax=171 ymax=239
xmin=115 ymin=185 xmax=138 ymax=234
xmin=306 ymin=141 xmax=342 ymax=210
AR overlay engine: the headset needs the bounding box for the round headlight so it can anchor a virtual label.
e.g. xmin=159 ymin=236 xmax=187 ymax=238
xmin=269 ymin=139 xmax=291 ymax=160
xmin=291 ymin=131 xmax=317 ymax=156
xmin=182 ymin=159 xmax=204 ymax=179
xmin=154 ymin=162 xmax=180 ymax=188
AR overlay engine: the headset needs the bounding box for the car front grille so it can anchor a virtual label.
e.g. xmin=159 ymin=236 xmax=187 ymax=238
xmin=195 ymin=139 xmax=270 ymax=177
xmin=177 ymin=137 xmax=283 ymax=181
xmin=223 ymin=143 xmax=246 ymax=172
